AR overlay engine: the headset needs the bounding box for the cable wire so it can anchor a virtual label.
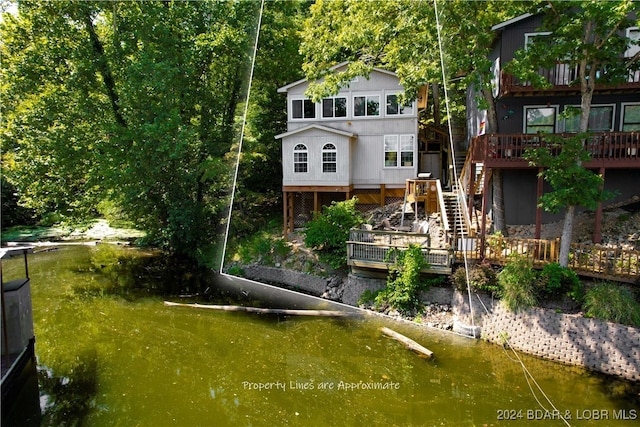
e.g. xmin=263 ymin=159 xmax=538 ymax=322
xmin=433 ymin=1 xmax=570 ymax=425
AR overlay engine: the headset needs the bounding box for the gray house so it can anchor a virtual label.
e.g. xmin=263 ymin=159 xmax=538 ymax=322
xmin=276 ymin=62 xmax=429 ymax=233
xmin=466 ymin=12 xmax=640 ymax=242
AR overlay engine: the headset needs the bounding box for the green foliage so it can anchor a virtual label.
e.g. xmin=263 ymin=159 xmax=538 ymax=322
xmin=375 ymin=244 xmax=430 ymax=313
xmin=524 ymin=134 xmax=615 ymax=214
xmin=498 ymin=255 xmax=539 ymax=312
xmin=583 ymin=283 xmax=640 ymax=327
xmin=358 ymin=288 xmax=383 ymax=306
xmin=234 ymin=220 xmax=291 ymax=267
xmin=300 ymin=1 xmax=529 ymax=126
xmin=451 ymin=263 xmax=500 ymax=295
xmin=538 ymin=262 xmax=583 ymax=302
xmin=303 ymin=198 xmax=364 ymax=269
xmin=0 ymin=0 xmax=281 ymax=264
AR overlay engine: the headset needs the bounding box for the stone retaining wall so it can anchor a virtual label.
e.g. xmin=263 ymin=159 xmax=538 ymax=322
xmin=481 ymin=304 xmax=640 ymax=381
xmin=242 ymin=265 xmax=329 ymax=297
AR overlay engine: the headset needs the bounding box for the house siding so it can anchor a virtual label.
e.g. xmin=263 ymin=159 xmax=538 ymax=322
xmin=280 ymin=66 xmax=418 ymax=190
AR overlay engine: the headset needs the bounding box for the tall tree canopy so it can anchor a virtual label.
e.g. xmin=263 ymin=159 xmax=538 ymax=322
xmin=300 ymin=0 xmax=528 ymax=120
xmin=1 ymin=0 xmax=294 ymax=264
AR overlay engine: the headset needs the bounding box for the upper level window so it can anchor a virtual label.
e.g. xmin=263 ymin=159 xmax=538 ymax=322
xmin=622 ymin=103 xmax=640 ymax=131
xmin=384 ymin=135 xmax=414 ymax=168
xmin=293 ymin=144 xmax=308 ymax=172
xmin=525 ymin=106 xmax=557 ymax=134
xmin=354 ymin=95 xmax=380 ymax=117
xmin=564 ymin=105 xmax=614 ymax=133
xmin=322 ymin=143 xmax=337 ymax=173
xmin=625 ymin=27 xmax=639 ymax=58
xmin=386 ymin=94 xmax=413 ymax=116
xmin=524 ymin=32 xmax=551 ymax=49
xmin=322 ymin=97 xmax=347 ymax=118
xmin=292 ymin=99 xmax=315 ymax=119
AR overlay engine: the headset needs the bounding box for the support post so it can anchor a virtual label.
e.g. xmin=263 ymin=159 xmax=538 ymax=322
xmin=283 ymin=191 xmax=288 ymax=236
xmin=380 ymin=184 xmax=386 ymax=207
xmin=593 ymin=167 xmax=604 ymax=244
xmin=313 ymin=191 xmax=319 ymax=216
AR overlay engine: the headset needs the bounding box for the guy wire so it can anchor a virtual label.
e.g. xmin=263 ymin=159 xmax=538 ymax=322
xmin=220 ymin=0 xmax=265 ymax=272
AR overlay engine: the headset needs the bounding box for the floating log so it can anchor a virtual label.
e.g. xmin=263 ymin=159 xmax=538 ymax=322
xmin=380 ymin=327 xmax=433 ymax=358
xmin=163 ymin=301 xmax=358 ymax=317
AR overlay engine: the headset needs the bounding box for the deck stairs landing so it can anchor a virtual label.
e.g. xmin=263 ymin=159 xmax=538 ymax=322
xmin=442 ymin=191 xmax=470 ymax=238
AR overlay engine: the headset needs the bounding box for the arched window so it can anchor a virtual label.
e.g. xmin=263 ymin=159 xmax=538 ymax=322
xmin=293 ymin=144 xmax=308 ymax=173
xmin=322 ymin=143 xmax=337 ymax=173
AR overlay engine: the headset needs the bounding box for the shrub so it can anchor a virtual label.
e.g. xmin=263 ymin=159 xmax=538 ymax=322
xmin=498 ymin=255 xmax=538 ymax=312
xmin=375 ymin=244 xmax=429 ymax=313
xmin=304 ymin=198 xmax=364 ymax=269
xmin=451 ymin=263 xmax=500 ymax=295
xmin=583 ymin=283 xmax=640 ymax=327
xmin=236 ymin=233 xmax=291 ymax=266
xmin=538 ymin=262 xmax=583 ymax=302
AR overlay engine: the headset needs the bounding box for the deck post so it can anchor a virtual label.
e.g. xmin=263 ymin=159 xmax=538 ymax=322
xmin=283 ymin=191 xmax=288 ymax=236
xmin=593 ymin=167 xmax=605 ymax=244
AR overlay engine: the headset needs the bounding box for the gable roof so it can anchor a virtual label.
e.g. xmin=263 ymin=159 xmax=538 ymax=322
xmin=491 ymin=12 xmax=534 ymax=31
xmin=277 ymin=61 xmax=398 ymax=94
xmin=275 ymin=124 xmax=357 ymax=140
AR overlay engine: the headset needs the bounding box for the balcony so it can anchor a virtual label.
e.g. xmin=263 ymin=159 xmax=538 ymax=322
xmin=501 ymin=66 xmax=640 ymax=96
xmin=471 ymin=132 xmax=640 ymax=169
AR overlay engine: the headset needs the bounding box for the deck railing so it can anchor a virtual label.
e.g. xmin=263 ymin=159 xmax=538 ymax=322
xmin=347 ymin=229 xmax=453 ymax=273
xmin=501 ymin=66 xmax=640 ymax=94
xmin=348 ymin=229 xmax=639 ymax=283
xmin=471 ymin=132 xmax=640 ymax=165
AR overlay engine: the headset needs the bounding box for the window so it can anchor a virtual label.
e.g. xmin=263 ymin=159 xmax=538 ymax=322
xmin=625 ymin=27 xmax=639 ymax=58
xmin=386 ymin=94 xmax=413 ymax=116
xmin=622 ymin=103 xmax=640 ymax=131
xmin=354 ymin=95 xmax=380 ymax=117
xmin=293 ymin=144 xmax=308 ymax=172
xmin=524 ymin=31 xmax=552 ymax=49
xmin=564 ymin=105 xmax=614 ymax=132
xmin=292 ymin=99 xmax=315 ymax=119
xmin=322 ymin=97 xmax=347 ymax=118
xmin=322 ymin=143 xmax=337 ymax=173
xmin=524 ymin=106 xmax=557 ymax=134
xmin=384 ymin=135 xmax=414 ymax=167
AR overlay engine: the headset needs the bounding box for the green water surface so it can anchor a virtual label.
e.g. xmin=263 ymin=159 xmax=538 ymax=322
xmin=3 ymin=245 xmax=639 ymax=426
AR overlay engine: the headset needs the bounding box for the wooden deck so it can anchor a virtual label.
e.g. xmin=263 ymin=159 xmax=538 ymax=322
xmin=347 ymin=228 xmax=639 ymax=283
xmin=471 ymin=132 xmax=640 ymax=169
xmin=347 ymin=229 xmax=453 ymax=274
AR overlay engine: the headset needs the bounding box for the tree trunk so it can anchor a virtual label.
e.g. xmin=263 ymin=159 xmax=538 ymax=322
xmin=491 ymin=169 xmax=507 ymax=235
xmin=559 ymin=204 xmax=575 ymax=267
xmin=481 ymin=86 xmax=507 ymax=236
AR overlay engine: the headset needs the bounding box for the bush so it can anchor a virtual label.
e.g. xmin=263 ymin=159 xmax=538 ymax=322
xmin=304 ymin=198 xmax=364 ymax=269
xmin=236 ymin=233 xmax=291 ymax=266
xmin=375 ymin=244 xmax=429 ymax=313
xmin=538 ymin=262 xmax=583 ymax=302
xmin=498 ymin=255 xmax=538 ymax=312
xmin=583 ymin=283 xmax=640 ymax=327
xmin=451 ymin=263 xmax=500 ymax=295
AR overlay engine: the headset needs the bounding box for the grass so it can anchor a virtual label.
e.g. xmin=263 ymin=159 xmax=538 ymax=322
xmin=583 ymin=282 xmax=640 ymax=327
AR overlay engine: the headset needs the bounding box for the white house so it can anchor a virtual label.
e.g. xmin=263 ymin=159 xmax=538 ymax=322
xmin=276 ymin=62 xmax=428 ymax=233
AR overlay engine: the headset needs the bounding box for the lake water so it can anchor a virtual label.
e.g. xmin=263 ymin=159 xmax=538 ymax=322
xmin=3 ymin=244 xmax=639 ymax=426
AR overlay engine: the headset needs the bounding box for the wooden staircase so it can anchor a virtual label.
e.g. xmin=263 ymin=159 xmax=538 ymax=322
xmin=442 ymin=191 xmax=470 ymax=238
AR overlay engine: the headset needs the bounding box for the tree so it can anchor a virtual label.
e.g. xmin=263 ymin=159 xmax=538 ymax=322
xmin=230 ymin=0 xmax=310 ymax=238
xmin=1 ymin=1 xmax=263 ymax=264
xmin=510 ymin=1 xmax=638 ymax=266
